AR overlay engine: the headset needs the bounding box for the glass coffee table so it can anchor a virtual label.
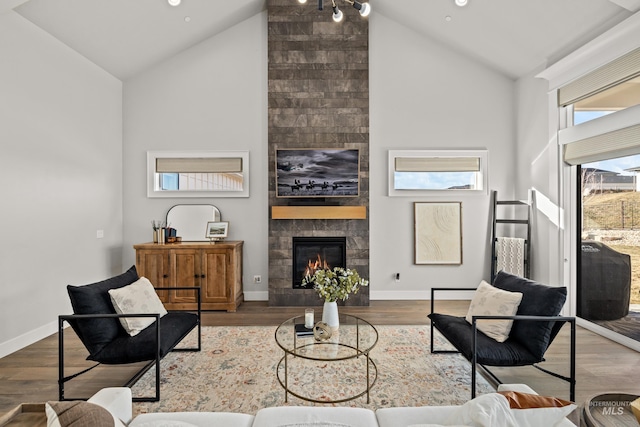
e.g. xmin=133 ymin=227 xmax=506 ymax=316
xmin=275 ymin=313 xmax=378 ymax=404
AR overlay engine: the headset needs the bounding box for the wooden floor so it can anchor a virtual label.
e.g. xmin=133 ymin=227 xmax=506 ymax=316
xmin=1 ymin=300 xmax=639 ymax=418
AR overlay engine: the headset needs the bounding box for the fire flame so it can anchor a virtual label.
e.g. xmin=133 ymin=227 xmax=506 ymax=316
xmin=304 ymin=254 xmax=330 ymax=277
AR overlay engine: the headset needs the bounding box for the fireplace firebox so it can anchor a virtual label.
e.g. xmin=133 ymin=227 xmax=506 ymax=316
xmin=292 ymin=237 xmax=347 ymax=289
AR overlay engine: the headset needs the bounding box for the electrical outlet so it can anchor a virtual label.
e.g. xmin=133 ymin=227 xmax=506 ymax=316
xmin=96 ymin=230 xmax=104 ymax=239
xmin=253 ymin=275 xmax=262 ymax=284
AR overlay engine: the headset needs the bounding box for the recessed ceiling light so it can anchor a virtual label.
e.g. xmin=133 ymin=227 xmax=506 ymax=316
xmin=455 ymin=0 xmax=468 ymax=6
xmin=445 ymin=15 xmax=452 ymax=22
xmin=184 ymin=16 xmax=191 ymax=22
xmin=168 ymin=0 xmax=181 ymax=6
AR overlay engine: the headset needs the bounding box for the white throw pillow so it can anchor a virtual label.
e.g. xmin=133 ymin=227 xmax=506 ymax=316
xmin=108 ymin=277 xmax=168 ymax=336
xmin=465 ymin=280 xmax=523 ymax=342
xmin=133 ymin=421 xmax=199 ymax=427
xmin=278 ymin=423 xmax=351 ymax=427
xmin=408 ymin=425 xmax=473 ymax=427
xmin=445 ymin=393 xmax=518 ymax=427
xmin=509 ymin=406 xmax=577 ymax=427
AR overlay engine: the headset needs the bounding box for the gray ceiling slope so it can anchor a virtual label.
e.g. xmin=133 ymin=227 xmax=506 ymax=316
xmin=10 ymin=0 xmax=640 ymax=81
xmin=12 ymin=0 xmax=266 ymax=80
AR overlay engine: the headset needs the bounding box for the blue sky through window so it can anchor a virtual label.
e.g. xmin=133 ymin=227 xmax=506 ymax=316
xmin=394 ymin=171 xmax=476 ymax=190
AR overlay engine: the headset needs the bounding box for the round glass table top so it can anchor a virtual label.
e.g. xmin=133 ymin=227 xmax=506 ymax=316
xmin=275 ymin=313 xmax=378 ymax=360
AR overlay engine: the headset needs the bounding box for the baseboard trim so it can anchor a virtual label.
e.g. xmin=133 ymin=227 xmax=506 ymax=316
xmin=243 ymin=290 xmax=474 ymax=302
xmin=0 ymin=320 xmax=59 ymax=359
xmin=244 ymin=291 xmax=268 ymax=301
xmin=577 ymin=317 xmax=640 ymax=352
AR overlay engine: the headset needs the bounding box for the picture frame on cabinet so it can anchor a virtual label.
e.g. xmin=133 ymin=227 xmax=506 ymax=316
xmin=205 ymin=221 xmax=229 ymax=241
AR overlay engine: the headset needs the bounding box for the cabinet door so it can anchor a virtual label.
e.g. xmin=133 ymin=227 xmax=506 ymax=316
xmin=136 ymin=250 xmax=170 ymax=302
xmin=170 ymin=249 xmax=200 ymax=304
xmin=201 ymin=248 xmax=233 ymax=303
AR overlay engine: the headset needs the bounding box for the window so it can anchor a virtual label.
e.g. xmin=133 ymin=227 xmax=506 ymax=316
xmin=572 ymin=76 xmax=640 ymax=125
xmin=388 ymin=150 xmax=488 ymax=196
xmin=147 ymin=151 xmax=249 ymax=198
xmin=560 ymin=47 xmax=640 ymax=342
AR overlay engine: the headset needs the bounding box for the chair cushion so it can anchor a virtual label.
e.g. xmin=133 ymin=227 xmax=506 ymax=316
xmin=465 ymin=280 xmax=523 ymax=343
xmin=108 ymin=277 xmax=168 ymax=336
xmin=429 ymin=313 xmax=541 ymax=366
xmin=67 ymin=266 xmax=139 ymax=357
xmin=492 ymin=271 xmax=567 ymax=361
xmin=91 ymin=312 xmax=198 ymax=364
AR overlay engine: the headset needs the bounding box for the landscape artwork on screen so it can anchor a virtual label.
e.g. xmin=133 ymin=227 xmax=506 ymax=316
xmin=276 ymin=149 xmax=360 ymax=198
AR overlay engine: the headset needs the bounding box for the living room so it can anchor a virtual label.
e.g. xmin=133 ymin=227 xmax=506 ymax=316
xmin=2 ymin=0 xmax=640 ymax=423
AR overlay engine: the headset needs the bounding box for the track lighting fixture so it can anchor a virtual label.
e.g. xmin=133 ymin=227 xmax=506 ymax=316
xmin=349 ymin=0 xmax=370 ymax=17
xmin=331 ymin=0 xmax=343 ymax=22
xmin=306 ymin=0 xmax=371 ymax=22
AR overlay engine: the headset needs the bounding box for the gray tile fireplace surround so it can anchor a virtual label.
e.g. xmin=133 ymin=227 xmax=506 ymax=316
xmin=267 ymin=0 xmax=370 ymax=307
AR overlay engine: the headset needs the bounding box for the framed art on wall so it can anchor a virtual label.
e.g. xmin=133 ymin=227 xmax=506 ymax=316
xmin=414 ymin=202 xmax=462 ymax=265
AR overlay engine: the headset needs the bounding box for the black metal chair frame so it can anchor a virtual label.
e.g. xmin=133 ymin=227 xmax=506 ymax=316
xmin=430 ymin=287 xmax=576 ymax=401
xmin=58 ymin=286 xmax=202 ymax=402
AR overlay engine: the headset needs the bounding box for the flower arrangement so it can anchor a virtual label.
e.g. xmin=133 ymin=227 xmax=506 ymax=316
xmin=303 ymin=267 xmax=369 ymax=302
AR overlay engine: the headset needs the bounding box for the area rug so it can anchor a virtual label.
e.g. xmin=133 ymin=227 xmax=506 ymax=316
xmin=132 ymin=325 xmax=494 ymax=416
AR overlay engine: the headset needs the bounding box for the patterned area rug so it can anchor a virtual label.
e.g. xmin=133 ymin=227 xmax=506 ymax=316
xmin=132 ymin=325 xmax=494 ymax=416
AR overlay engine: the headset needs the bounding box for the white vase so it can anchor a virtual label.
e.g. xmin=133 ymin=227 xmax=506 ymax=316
xmin=322 ymin=301 xmax=339 ymax=331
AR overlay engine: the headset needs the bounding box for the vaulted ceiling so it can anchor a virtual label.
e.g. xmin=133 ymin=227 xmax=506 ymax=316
xmin=4 ymin=0 xmax=640 ymax=80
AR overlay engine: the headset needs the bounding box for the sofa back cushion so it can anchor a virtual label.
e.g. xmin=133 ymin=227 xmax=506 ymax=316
xmin=492 ymin=271 xmax=567 ymax=360
xmin=67 ymin=266 xmax=139 ymax=356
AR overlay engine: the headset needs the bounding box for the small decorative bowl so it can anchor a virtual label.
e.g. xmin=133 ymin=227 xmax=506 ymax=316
xmin=166 ymin=236 xmax=177 ymax=243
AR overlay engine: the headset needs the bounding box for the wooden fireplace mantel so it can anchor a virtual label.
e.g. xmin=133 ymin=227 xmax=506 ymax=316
xmin=271 ymin=205 xmax=367 ymax=220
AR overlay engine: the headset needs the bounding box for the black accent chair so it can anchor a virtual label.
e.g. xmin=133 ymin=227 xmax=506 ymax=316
xmin=58 ymin=265 xmax=201 ymax=402
xmin=428 ymin=271 xmax=576 ymax=401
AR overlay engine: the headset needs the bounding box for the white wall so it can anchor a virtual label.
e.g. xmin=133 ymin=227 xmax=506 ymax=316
xmin=0 ymin=12 xmax=123 ymax=357
xmin=368 ymin=13 xmax=516 ymax=299
xmin=122 ymin=12 xmax=269 ymax=300
xmin=514 ymin=70 xmax=563 ymax=287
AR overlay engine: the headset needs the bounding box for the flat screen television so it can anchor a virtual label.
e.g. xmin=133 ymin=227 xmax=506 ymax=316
xmin=276 ymin=148 xmax=360 ymax=198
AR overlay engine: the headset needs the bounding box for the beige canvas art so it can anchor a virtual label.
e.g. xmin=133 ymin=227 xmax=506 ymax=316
xmin=414 ymin=202 xmax=462 ymax=264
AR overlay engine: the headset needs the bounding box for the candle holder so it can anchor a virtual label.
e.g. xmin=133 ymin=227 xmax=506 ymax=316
xmin=304 ymin=308 xmax=314 ymax=329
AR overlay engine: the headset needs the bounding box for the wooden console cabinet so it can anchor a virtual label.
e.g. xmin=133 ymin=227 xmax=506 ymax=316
xmin=134 ymin=241 xmax=243 ymax=312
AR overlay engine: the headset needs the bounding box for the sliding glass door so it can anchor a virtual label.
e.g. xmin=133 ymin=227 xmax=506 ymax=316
xmin=578 ymin=155 xmax=640 ymax=342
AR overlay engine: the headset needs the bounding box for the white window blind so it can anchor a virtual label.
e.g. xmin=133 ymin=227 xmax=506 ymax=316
xmin=394 ymin=157 xmax=480 ymax=172
xmin=564 ymin=123 xmax=640 ymax=165
xmin=558 ymin=46 xmax=640 ymax=107
xmin=559 ymin=45 xmax=640 ymax=165
xmin=156 ymin=157 xmax=243 ymax=173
